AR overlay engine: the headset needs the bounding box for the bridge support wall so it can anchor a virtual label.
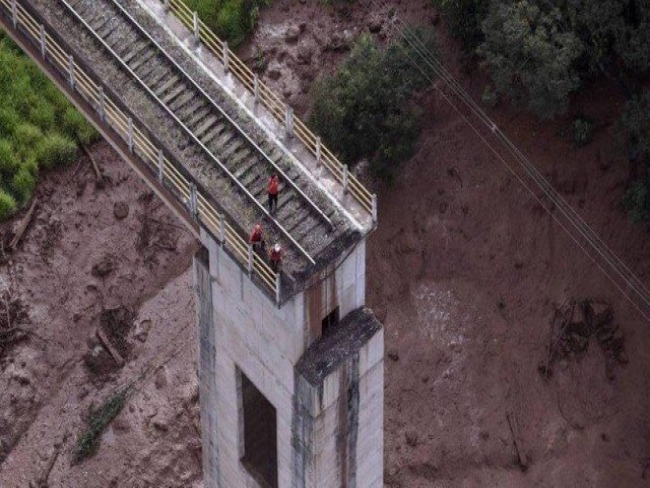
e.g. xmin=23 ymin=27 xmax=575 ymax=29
xmin=194 ymin=230 xmax=383 ymax=488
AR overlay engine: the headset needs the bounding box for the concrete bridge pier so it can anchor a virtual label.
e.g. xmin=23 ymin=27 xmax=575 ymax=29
xmin=194 ymin=230 xmax=384 ymax=488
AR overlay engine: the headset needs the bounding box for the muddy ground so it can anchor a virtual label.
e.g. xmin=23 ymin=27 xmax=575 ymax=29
xmin=1 ymin=0 xmax=650 ymax=486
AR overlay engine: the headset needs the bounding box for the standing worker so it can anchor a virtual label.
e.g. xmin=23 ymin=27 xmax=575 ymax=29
xmin=249 ymin=223 xmax=265 ymax=252
xmin=268 ymin=174 xmax=279 ymax=215
xmin=269 ymin=243 xmax=284 ymax=273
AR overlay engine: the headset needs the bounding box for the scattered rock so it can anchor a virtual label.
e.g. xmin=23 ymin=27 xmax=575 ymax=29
xmin=135 ymin=319 xmax=152 ymax=343
xmin=284 ymin=24 xmax=301 ymax=44
xmin=368 ymin=17 xmax=382 ymax=33
xmin=405 ymin=430 xmax=419 ymax=447
xmin=91 ymin=255 xmax=115 ymax=278
xmin=113 ymin=201 xmax=129 ymax=220
xmin=387 ymin=348 xmax=399 ymax=361
xmin=326 ymin=30 xmax=354 ymax=52
xmin=296 ymin=42 xmax=315 ymax=64
xmin=267 ymin=68 xmax=282 ymax=81
xmin=154 ymin=368 xmax=168 ymax=390
xmin=112 ymin=414 xmax=131 ymax=433
xmin=152 ymin=417 xmax=169 ymax=432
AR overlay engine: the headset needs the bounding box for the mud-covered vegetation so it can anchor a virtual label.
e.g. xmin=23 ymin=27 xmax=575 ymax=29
xmin=0 ymin=34 xmax=97 ymax=220
xmin=438 ymin=0 xmax=650 ymax=220
xmin=182 ymin=0 xmax=270 ymax=46
xmin=310 ymin=30 xmax=437 ymax=180
xmin=73 ymin=388 xmax=129 ymax=464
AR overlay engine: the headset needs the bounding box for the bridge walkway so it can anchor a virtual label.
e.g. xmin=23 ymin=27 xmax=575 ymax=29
xmin=0 ymin=0 xmax=374 ymax=302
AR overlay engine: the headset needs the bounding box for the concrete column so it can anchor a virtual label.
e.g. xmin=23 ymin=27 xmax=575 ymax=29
xmin=194 ymin=248 xmax=221 ymax=488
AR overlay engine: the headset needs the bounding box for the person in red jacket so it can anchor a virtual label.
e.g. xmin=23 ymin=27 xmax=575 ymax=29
xmin=249 ymin=223 xmax=265 ymax=252
xmin=269 ymin=243 xmax=284 ymax=273
xmin=267 ymin=174 xmax=279 ymax=215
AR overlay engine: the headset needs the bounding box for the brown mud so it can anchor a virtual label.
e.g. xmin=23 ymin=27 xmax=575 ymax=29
xmin=1 ymin=0 xmax=649 ymax=486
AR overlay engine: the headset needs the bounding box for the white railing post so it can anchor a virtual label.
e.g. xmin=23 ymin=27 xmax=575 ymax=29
xmin=11 ymin=0 xmax=17 ymax=28
xmin=342 ymin=164 xmax=349 ymax=194
xmin=253 ymin=75 xmax=259 ymax=105
xmin=68 ymin=55 xmax=75 ymax=89
xmin=39 ymin=25 xmax=46 ymax=58
xmin=285 ymin=106 xmax=294 ymax=139
xmin=316 ymin=136 xmax=322 ymax=169
xmin=222 ymin=41 xmax=229 ymax=72
xmin=193 ymin=11 xmax=200 ymax=44
xmin=247 ymin=245 xmax=253 ymax=276
xmin=219 ymin=214 xmax=225 ymax=244
xmin=157 ymin=149 xmax=164 ymax=184
xmin=127 ymin=118 xmax=134 ymax=152
xmin=275 ymin=273 xmax=281 ymax=305
xmin=371 ymin=194 xmax=378 ymax=223
xmin=98 ymin=87 xmax=106 ymax=122
xmin=190 ymin=183 xmax=198 ymax=219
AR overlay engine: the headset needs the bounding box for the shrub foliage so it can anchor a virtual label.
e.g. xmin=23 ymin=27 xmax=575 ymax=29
xmin=439 ymin=0 xmax=650 ymax=118
xmin=0 ymin=34 xmax=98 ymax=219
xmin=309 ymin=31 xmax=437 ymax=180
xmin=621 ymin=91 xmax=650 ymax=222
xmin=183 ymin=0 xmax=270 ymax=47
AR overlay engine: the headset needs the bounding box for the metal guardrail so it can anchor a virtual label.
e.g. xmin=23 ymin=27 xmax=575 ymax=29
xmin=161 ymin=0 xmax=378 ymax=223
xmin=0 ymin=0 xmax=282 ymax=303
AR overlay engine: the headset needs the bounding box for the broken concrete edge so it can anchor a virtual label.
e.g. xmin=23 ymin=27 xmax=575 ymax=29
xmin=295 ymin=307 xmax=382 ymax=415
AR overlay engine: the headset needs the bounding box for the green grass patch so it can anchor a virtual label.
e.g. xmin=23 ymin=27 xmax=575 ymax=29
xmin=73 ymin=388 xmax=129 ymax=464
xmin=0 ymin=33 xmax=99 ymax=220
xmin=182 ymin=0 xmax=270 ymax=47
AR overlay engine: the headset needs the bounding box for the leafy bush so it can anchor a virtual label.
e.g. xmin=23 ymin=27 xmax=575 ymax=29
xmin=436 ymin=0 xmax=488 ymax=51
xmin=310 ymin=30 xmax=436 ymax=180
xmin=62 ymin=107 xmax=99 ymax=146
xmin=183 ymin=0 xmax=270 ymax=47
xmin=73 ymin=389 xmax=128 ymax=464
xmin=623 ymin=176 xmax=650 ymax=223
xmin=0 ymin=190 xmax=16 ymax=220
xmin=0 ymin=33 xmax=94 ymax=219
xmin=0 ymin=140 xmax=17 ymax=174
xmin=11 ymin=166 xmax=35 ymax=204
xmin=481 ymin=84 xmax=498 ymax=108
xmin=573 ymin=117 xmax=593 ymax=147
xmin=35 ymin=134 xmax=78 ymax=169
xmin=621 ymin=91 xmax=650 ymax=161
xmin=621 ymin=91 xmax=650 ymax=222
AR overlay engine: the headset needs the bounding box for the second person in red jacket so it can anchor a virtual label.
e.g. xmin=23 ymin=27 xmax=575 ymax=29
xmin=268 ymin=174 xmax=279 ymax=215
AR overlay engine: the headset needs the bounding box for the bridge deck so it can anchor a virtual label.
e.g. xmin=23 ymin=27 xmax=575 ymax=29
xmin=28 ymin=0 xmax=364 ymax=282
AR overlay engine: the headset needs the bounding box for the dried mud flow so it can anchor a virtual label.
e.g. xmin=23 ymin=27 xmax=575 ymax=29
xmin=1 ymin=0 xmax=650 ymax=487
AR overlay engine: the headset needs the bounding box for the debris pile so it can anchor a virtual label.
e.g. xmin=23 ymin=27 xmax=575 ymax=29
xmin=540 ymin=299 xmax=627 ymax=380
xmin=0 ymin=280 xmax=29 ymax=361
xmin=83 ymin=306 xmax=135 ymax=382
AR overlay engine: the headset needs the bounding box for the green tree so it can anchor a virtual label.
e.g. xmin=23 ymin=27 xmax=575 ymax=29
xmin=621 ymin=91 xmax=650 ymax=222
xmin=478 ymin=1 xmax=584 ymax=118
xmin=310 ymin=31 xmax=436 ymax=179
xmin=622 ymin=91 xmax=650 ymax=160
xmin=183 ymin=0 xmax=270 ymax=47
xmin=436 ymin=0 xmax=489 ymax=51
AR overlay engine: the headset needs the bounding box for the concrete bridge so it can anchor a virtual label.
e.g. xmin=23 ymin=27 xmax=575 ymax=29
xmin=0 ymin=0 xmax=384 ymax=486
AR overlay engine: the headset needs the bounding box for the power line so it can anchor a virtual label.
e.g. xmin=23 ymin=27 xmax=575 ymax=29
xmin=369 ymin=0 xmax=650 ymax=321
